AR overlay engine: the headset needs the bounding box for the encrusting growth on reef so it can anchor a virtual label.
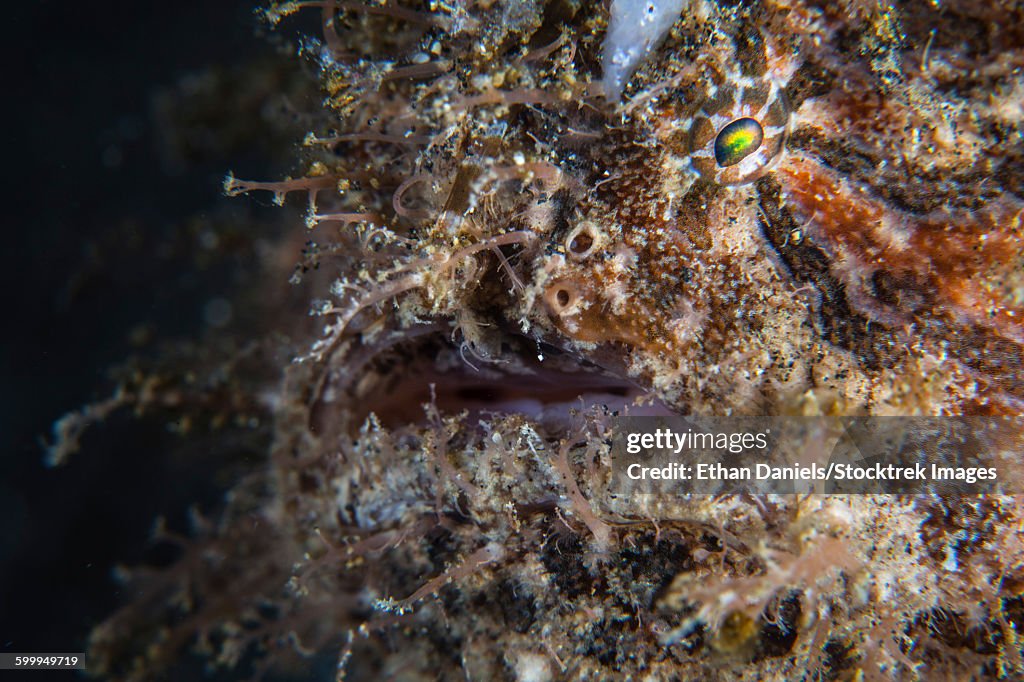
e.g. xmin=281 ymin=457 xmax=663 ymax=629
xmin=67 ymin=0 xmax=1024 ymax=679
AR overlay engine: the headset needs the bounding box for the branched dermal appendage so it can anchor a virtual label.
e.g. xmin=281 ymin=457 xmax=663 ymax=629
xmin=226 ymin=173 xmax=392 ymax=231
xmin=659 ymin=536 xmax=857 ymax=647
xmin=306 ymin=211 xmax=385 ymax=229
xmin=391 ymin=174 xmax=433 ymax=221
xmin=528 ymin=437 xmax=613 ymax=550
xmin=299 ymin=230 xmax=539 ymax=364
xmin=224 ymin=172 xmax=340 ymax=214
xmin=376 ymin=542 xmax=506 ymax=613
xmin=43 ymin=387 xmax=131 ymax=467
xmin=302 ymin=130 xmax=431 ymax=148
xmin=354 ymin=223 xmax=417 ymax=251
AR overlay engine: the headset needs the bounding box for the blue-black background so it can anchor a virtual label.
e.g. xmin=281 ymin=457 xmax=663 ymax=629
xmin=0 ymin=2 xmax=313 ymax=677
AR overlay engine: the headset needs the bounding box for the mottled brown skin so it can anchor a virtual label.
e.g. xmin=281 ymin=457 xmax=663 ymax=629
xmin=507 ymin=0 xmax=1024 ymax=416
xmin=88 ymin=1 xmax=1024 ymax=680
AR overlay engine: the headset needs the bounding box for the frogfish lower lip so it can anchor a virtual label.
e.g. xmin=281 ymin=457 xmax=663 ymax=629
xmin=323 ymin=332 xmax=675 ymax=432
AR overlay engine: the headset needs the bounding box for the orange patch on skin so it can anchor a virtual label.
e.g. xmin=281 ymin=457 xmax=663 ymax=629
xmin=778 ymin=154 xmax=1024 ymax=343
xmin=544 ymin=278 xmax=650 ymax=347
xmin=777 ymin=154 xmax=886 ymax=259
xmin=911 ymin=208 xmax=1024 ymax=342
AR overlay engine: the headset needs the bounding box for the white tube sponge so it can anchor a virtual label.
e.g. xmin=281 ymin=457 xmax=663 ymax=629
xmin=602 ymin=0 xmax=685 ymax=101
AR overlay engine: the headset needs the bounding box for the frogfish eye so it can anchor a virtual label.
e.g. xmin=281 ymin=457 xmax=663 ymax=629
xmin=686 ymin=74 xmax=791 ymax=186
xmin=714 ymin=117 xmax=763 ymax=168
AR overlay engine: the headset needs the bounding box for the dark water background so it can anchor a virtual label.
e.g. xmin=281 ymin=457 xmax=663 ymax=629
xmin=1 ymin=2 xmax=313 ymax=677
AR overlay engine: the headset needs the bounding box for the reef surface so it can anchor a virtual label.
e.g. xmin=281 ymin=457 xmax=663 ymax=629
xmin=74 ymin=0 xmax=1024 ymax=679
